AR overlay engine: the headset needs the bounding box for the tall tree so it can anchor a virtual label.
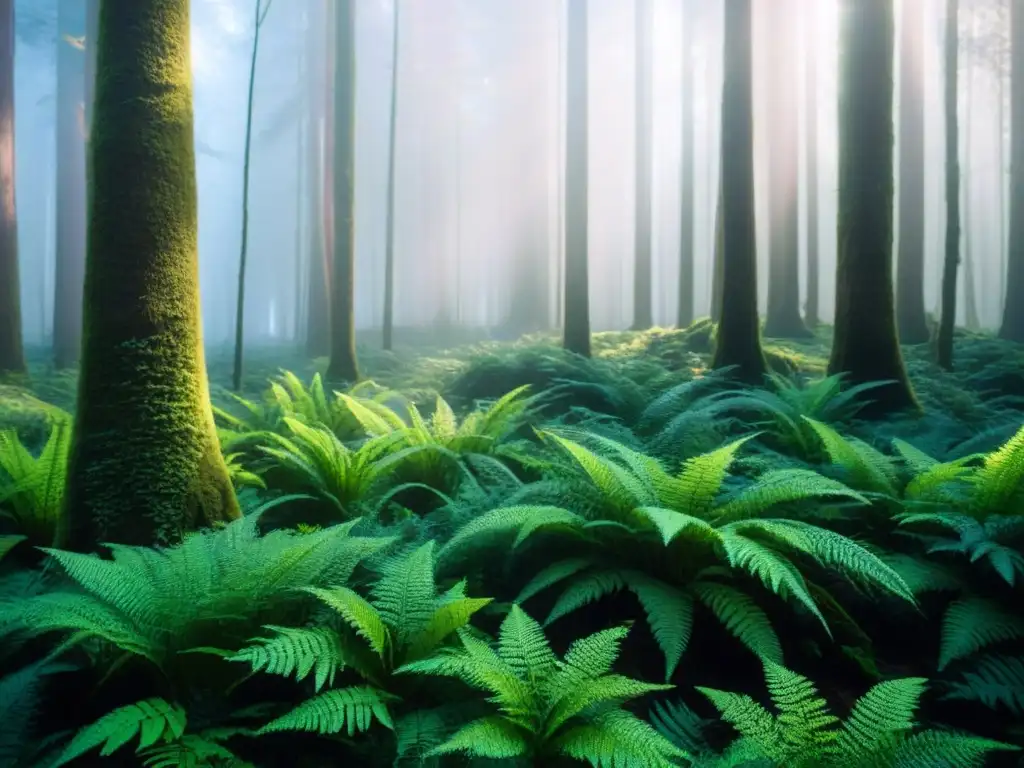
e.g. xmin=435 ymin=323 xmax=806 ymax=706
xmin=763 ymin=0 xmax=811 ymax=338
xmin=54 ymin=2 xmax=87 ymax=369
xmin=632 ymin=0 xmax=653 ymax=330
xmin=306 ymin=0 xmax=332 ymax=357
xmin=382 ymin=0 xmax=401 ymax=351
xmin=66 ymin=0 xmax=240 ymax=549
xmin=711 ymin=0 xmax=766 ymax=381
xmin=677 ymin=0 xmax=695 ymax=328
xmin=563 ymin=0 xmax=591 ymax=357
xmin=803 ymin=0 xmax=820 ymax=328
xmin=960 ymin=7 xmax=980 ymax=331
xmin=998 ymin=0 xmax=1022 ymax=340
xmin=326 ymin=0 xmax=359 ymax=382
xmin=0 ymin=0 xmax=21 ymax=377
xmin=231 ymin=0 xmax=274 ymax=392
xmin=829 ymin=0 xmax=917 ymax=412
xmin=895 ymin=0 xmax=930 ymax=342
xmin=937 ymin=0 xmax=961 ymax=367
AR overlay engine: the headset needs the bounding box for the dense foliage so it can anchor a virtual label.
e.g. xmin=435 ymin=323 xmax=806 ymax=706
xmin=1 ymin=328 xmax=1023 ymax=767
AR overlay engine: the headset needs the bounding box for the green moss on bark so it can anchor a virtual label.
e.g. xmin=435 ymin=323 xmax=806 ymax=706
xmin=65 ymin=0 xmax=240 ymax=549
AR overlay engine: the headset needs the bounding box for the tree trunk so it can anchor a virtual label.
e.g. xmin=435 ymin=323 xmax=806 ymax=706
xmin=631 ymin=0 xmax=653 ymax=330
xmin=829 ymin=0 xmax=917 ymax=413
xmin=937 ymin=0 xmax=961 ymax=366
xmin=0 ymin=0 xmax=22 ymax=377
xmin=54 ymin=2 xmax=88 ymax=369
xmin=710 ymin=184 xmax=723 ymax=321
xmin=306 ymin=0 xmax=332 ymax=357
xmin=382 ymin=0 xmax=400 ymax=351
xmin=895 ymin=0 xmax=930 ymax=343
xmin=711 ymin=0 xmax=766 ymax=382
xmin=999 ymin=0 xmax=1023 ymax=340
xmin=960 ymin=12 xmax=979 ymax=332
xmin=563 ymin=0 xmax=591 ymax=357
xmin=803 ymin=1 xmax=820 ymax=329
xmin=677 ymin=0 xmax=694 ymax=328
xmin=326 ymin=0 xmax=359 ymax=383
xmin=66 ymin=0 xmax=240 ymax=550
xmin=763 ymin=0 xmax=810 ymax=339
xmin=232 ymin=0 xmax=273 ymax=392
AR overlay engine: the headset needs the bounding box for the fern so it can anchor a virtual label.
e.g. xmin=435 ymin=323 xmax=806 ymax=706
xmin=53 ymin=698 xmax=187 ymax=766
xmin=396 ymin=605 xmax=685 ymax=766
xmin=440 ymin=432 xmax=911 ymax=678
xmin=0 ymin=514 xmax=393 ymax=675
xmin=258 ymin=686 xmax=396 ymax=737
xmin=0 ymin=416 xmax=71 ymax=548
xmin=672 ymin=661 xmax=1019 ymax=767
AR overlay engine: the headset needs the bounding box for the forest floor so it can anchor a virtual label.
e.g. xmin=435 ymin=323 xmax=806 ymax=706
xmin=4 ymin=322 xmax=1024 ymax=453
xmin=3 ymin=323 xmax=1024 ymax=766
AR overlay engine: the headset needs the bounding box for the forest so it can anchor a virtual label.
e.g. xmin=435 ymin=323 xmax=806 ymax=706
xmin=0 ymin=0 xmax=1023 ymax=766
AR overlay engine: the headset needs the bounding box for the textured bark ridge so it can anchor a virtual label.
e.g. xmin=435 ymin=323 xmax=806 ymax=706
xmin=65 ymin=0 xmax=240 ymax=549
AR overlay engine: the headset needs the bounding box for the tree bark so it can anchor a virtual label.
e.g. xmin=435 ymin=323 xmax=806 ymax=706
xmin=711 ymin=0 xmax=766 ymax=382
xmin=829 ymin=0 xmax=918 ymax=413
xmin=232 ymin=0 xmax=273 ymax=392
xmin=0 ymin=0 xmax=22 ymax=377
xmin=631 ymin=0 xmax=653 ymax=330
xmin=66 ymin=0 xmax=240 ymax=550
xmin=896 ymin=0 xmax=930 ymax=343
xmin=306 ymin=0 xmax=332 ymax=357
xmin=763 ymin=0 xmax=810 ymax=339
xmin=326 ymin=0 xmax=359 ymax=383
xmin=677 ymin=0 xmax=694 ymax=328
xmin=54 ymin=2 xmax=88 ymax=370
xmin=803 ymin=0 xmax=820 ymax=328
xmin=563 ymin=0 xmax=591 ymax=357
xmin=960 ymin=12 xmax=979 ymax=332
xmin=999 ymin=0 xmax=1023 ymax=340
xmin=382 ymin=0 xmax=400 ymax=351
xmin=937 ymin=0 xmax=961 ymax=366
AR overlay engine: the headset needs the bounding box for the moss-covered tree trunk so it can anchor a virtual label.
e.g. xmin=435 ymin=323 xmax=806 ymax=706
xmin=828 ymin=0 xmax=917 ymax=412
xmin=999 ymin=0 xmax=1024 ymax=341
xmin=65 ymin=0 xmax=241 ymax=550
xmin=563 ymin=0 xmax=591 ymax=357
xmin=763 ymin=0 xmax=811 ymax=339
xmin=54 ymin=2 xmax=88 ymax=370
xmin=631 ymin=0 xmax=653 ymax=331
xmin=895 ymin=0 xmax=930 ymax=343
xmin=711 ymin=0 xmax=766 ymax=382
xmin=936 ymin=0 xmax=960 ymax=367
xmin=326 ymin=0 xmax=359 ymax=383
xmin=0 ymin=0 xmax=22 ymax=378
xmin=803 ymin=0 xmax=819 ymax=328
xmin=677 ymin=0 xmax=695 ymax=329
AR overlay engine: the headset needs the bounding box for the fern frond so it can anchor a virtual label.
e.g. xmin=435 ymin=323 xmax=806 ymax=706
xmin=426 ymin=716 xmax=529 ymax=759
xmin=258 ymin=686 xmax=394 ymax=736
xmin=230 ymin=625 xmax=345 ymax=691
xmin=553 ymin=709 xmax=688 ymax=767
xmin=621 ymin=570 xmax=695 ymax=680
xmin=692 ymin=580 xmax=782 ymax=663
xmin=891 ymin=729 xmax=1019 ymax=767
xmin=970 ymin=422 xmax=1024 ymax=514
xmin=942 ymin=654 xmax=1024 ymax=715
xmin=498 ymin=604 xmax=558 ymax=685
xmin=371 ymin=541 xmax=437 ymax=648
xmin=938 ymin=598 xmax=1024 ymax=671
xmin=834 ymin=676 xmax=925 ymax=757
xmin=54 ymin=698 xmax=186 ymax=767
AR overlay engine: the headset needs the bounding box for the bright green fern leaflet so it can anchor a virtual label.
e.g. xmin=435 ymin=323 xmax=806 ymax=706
xmin=395 ymin=604 xmax=686 ymax=766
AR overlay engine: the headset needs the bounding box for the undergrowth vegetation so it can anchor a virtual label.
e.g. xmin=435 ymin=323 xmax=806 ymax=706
xmin=1 ymin=328 xmax=1024 ymax=766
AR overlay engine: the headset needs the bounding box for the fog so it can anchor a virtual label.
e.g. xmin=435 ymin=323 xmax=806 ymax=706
xmin=12 ymin=0 xmax=1012 ymax=346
